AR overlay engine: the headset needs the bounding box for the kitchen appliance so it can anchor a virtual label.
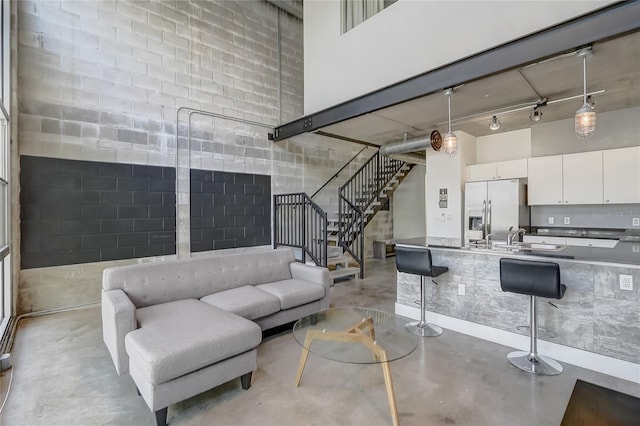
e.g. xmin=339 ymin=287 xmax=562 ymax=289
xmin=464 ymin=179 xmax=530 ymax=245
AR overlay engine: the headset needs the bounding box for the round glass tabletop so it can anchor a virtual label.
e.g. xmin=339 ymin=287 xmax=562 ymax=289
xmin=292 ymin=307 xmax=418 ymax=364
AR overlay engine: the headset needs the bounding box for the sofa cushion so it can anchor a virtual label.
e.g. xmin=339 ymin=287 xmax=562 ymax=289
xmin=102 ymin=248 xmax=296 ymax=308
xmin=201 ymin=286 xmax=281 ymax=320
xmin=125 ymin=299 xmax=261 ymax=385
xmin=256 ymin=279 xmax=326 ymax=310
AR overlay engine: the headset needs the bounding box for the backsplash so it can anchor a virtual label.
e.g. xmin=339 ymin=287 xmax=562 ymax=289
xmin=531 ymin=204 xmax=640 ymax=229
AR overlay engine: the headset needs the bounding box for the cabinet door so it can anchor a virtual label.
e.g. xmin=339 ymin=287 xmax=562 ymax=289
xmin=527 ymin=156 xmax=563 ymax=205
xmin=497 ymin=159 xmax=528 ymax=179
xmin=603 ymin=146 xmax=640 ymax=204
xmin=562 ymin=151 xmax=603 ymax=205
xmin=467 ymin=163 xmax=497 ymax=181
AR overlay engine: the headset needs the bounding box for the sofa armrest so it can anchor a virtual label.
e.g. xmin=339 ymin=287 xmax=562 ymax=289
xmin=102 ymin=289 xmax=136 ymax=376
xmin=289 ymin=262 xmax=331 ymax=290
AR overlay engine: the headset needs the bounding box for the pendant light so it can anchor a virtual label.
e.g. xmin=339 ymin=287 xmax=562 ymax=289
xmin=443 ymin=88 xmax=456 ymax=156
xmin=489 ymin=115 xmax=501 ymax=131
xmin=575 ymin=47 xmax=596 ymax=139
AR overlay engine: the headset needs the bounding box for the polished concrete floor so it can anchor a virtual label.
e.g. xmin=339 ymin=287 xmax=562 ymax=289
xmin=1 ymin=258 xmax=639 ymax=425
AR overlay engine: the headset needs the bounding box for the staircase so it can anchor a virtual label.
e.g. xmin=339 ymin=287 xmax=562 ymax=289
xmin=273 ymin=149 xmax=416 ymax=281
xmin=336 ymin=152 xmax=414 ymax=279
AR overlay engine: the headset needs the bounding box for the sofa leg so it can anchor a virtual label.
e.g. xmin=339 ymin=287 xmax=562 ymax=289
xmin=155 ymin=407 xmax=168 ymax=426
xmin=240 ymin=372 xmax=252 ymax=390
xmin=136 ymin=387 xmax=141 ymax=396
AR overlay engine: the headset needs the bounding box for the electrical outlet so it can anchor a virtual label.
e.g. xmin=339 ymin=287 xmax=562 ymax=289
xmin=564 ymin=217 xmax=571 ymax=225
xmin=633 ymin=217 xmax=640 ymax=227
xmin=633 ymin=244 xmax=640 ymax=253
xmin=548 ymin=216 xmax=555 ymax=225
xmin=620 ymin=274 xmax=633 ymax=291
xmin=458 ymin=284 xmax=466 ymax=296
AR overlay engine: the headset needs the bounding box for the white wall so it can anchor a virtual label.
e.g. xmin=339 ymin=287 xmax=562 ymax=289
xmin=531 ymin=106 xmax=640 ymax=156
xmin=304 ymin=0 xmax=614 ymax=114
xmin=476 ymin=129 xmax=531 ymax=163
xmin=425 ymin=132 xmax=475 ymax=239
xmin=472 ymin=107 xmax=640 ymax=163
xmin=392 ymin=164 xmax=425 ymax=238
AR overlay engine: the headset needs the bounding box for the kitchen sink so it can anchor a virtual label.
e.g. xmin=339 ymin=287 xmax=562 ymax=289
xmin=469 ymin=241 xmax=568 ymax=252
xmin=526 ymin=243 xmax=565 ymax=250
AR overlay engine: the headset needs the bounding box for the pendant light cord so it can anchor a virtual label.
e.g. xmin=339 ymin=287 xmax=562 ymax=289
xmin=582 ymin=55 xmax=588 ymax=106
xmin=447 ymin=94 xmax=452 ymax=133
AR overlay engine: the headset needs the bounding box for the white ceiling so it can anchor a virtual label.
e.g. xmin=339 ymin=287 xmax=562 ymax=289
xmin=317 ymin=31 xmax=640 ymax=147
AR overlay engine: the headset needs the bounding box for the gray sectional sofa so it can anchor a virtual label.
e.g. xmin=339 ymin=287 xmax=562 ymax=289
xmin=101 ymin=248 xmax=330 ymax=426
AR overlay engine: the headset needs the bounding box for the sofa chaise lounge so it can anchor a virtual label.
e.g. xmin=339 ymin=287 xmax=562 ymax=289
xmin=101 ymin=248 xmax=330 ymax=425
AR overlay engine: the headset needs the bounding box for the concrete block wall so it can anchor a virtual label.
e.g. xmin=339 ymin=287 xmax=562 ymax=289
xmin=15 ymin=0 xmax=377 ymax=314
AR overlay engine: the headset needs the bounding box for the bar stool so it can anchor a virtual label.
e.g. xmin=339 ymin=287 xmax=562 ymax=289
xmin=395 ymin=246 xmax=448 ymax=337
xmin=499 ymin=258 xmax=566 ymax=375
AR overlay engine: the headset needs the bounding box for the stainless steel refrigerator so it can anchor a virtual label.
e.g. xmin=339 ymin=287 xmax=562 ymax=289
xmin=464 ymin=179 xmax=529 ymax=245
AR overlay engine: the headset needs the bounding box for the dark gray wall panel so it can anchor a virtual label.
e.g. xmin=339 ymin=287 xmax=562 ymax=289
xmin=190 ymin=169 xmax=271 ymax=253
xmin=20 ymin=156 xmax=176 ymax=269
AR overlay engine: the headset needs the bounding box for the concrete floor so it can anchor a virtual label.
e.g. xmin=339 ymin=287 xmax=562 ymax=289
xmin=1 ymin=258 xmax=639 ymax=425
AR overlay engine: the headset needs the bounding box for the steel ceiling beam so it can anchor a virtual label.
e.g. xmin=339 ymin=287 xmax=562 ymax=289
xmin=271 ymin=1 xmax=640 ymax=142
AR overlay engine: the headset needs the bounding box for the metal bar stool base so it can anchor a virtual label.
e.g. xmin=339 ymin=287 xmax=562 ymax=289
xmin=507 ymin=351 xmax=563 ymax=375
xmin=405 ymin=321 xmax=443 ymax=337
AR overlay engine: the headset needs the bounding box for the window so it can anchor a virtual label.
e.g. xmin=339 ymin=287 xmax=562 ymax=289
xmin=342 ymin=0 xmax=398 ymax=33
xmin=0 ymin=0 xmax=10 ymax=337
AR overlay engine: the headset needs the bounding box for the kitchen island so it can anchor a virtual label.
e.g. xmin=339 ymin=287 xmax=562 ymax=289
xmin=393 ymin=237 xmax=640 ymax=383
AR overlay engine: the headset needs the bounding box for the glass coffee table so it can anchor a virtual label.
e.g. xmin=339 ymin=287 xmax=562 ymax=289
xmin=293 ymin=307 xmax=418 ymax=426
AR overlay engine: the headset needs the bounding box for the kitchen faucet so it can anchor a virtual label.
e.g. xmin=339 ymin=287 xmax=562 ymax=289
xmin=507 ymin=228 xmax=526 ymax=245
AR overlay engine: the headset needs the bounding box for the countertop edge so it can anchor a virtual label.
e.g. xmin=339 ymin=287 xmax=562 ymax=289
xmin=393 ymin=237 xmax=640 ymax=269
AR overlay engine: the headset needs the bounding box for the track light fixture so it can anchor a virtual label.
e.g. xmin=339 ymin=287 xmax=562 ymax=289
xmin=575 ymin=47 xmax=596 ymax=139
xmin=443 ymin=88 xmax=457 ymax=156
xmin=529 ymin=107 xmax=543 ymax=122
xmin=489 ymin=115 xmax=501 ymax=131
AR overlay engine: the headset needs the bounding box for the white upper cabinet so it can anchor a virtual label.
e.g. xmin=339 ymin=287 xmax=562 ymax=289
xmin=603 ymin=146 xmax=640 ymax=204
xmin=562 ymin=151 xmax=603 ymax=205
xmin=467 ymin=163 xmax=498 ymax=181
xmin=528 ymin=155 xmax=563 ymax=205
xmin=467 ymin=159 xmax=528 ymax=182
xmin=497 ymin=159 xmax=528 ymax=180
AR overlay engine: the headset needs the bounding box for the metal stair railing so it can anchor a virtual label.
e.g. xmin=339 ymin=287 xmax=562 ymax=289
xmin=338 ymin=151 xmax=407 ymax=278
xmin=310 ymin=145 xmax=369 ymax=199
xmin=273 ymin=193 xmax=328 ymax=267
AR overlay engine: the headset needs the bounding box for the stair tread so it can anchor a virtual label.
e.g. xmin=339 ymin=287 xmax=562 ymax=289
xmin=327 ymin=246 xmax=343 ymax=257
xmin=327 ymin=255 xmax=352 ymax=265
xmin=329 ymin=267 xmax=360 ymax=279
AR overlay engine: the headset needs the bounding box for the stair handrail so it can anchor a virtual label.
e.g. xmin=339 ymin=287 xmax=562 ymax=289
xmin=273 ymin=192 xmax=328 ymax=267
xmin=337 ymin=194 xmax=364 ymax=273
xmin=338 ymin=152 xmax=408 ymax=278
xmin=310 ymin=145 xmax=369 ymax=199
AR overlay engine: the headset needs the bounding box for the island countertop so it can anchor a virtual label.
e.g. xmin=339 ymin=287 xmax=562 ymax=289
xmin=393 ymin=236 xmax=640 ymax=268
xmin=394 ymin=242 xmax=640 ymax=369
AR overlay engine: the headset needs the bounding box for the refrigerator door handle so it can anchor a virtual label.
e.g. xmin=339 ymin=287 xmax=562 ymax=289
xmin=488 ymin=200 xmax=492 ymax=235
xmin=482 ymin=200 xmax=487 ymax=238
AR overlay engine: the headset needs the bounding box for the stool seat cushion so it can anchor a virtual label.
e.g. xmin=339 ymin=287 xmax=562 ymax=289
xmin=201 ymin=286 xmax=281 ymax=320
xmin=125 ymin=299 xmax=261 ymax=385
xmin=431 ymin=266 xmax=449 ymax=278
xmin=499 ymin=258 xmax=565 ymax=299
xmin=395 ymin=246 xmax=448 ymax=277
xmin=256 ymin=279 xmax=326 ymax=310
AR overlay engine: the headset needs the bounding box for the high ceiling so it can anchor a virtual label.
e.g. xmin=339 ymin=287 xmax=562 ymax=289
xmin=316 ymin=30 xmax=640 ymax=146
